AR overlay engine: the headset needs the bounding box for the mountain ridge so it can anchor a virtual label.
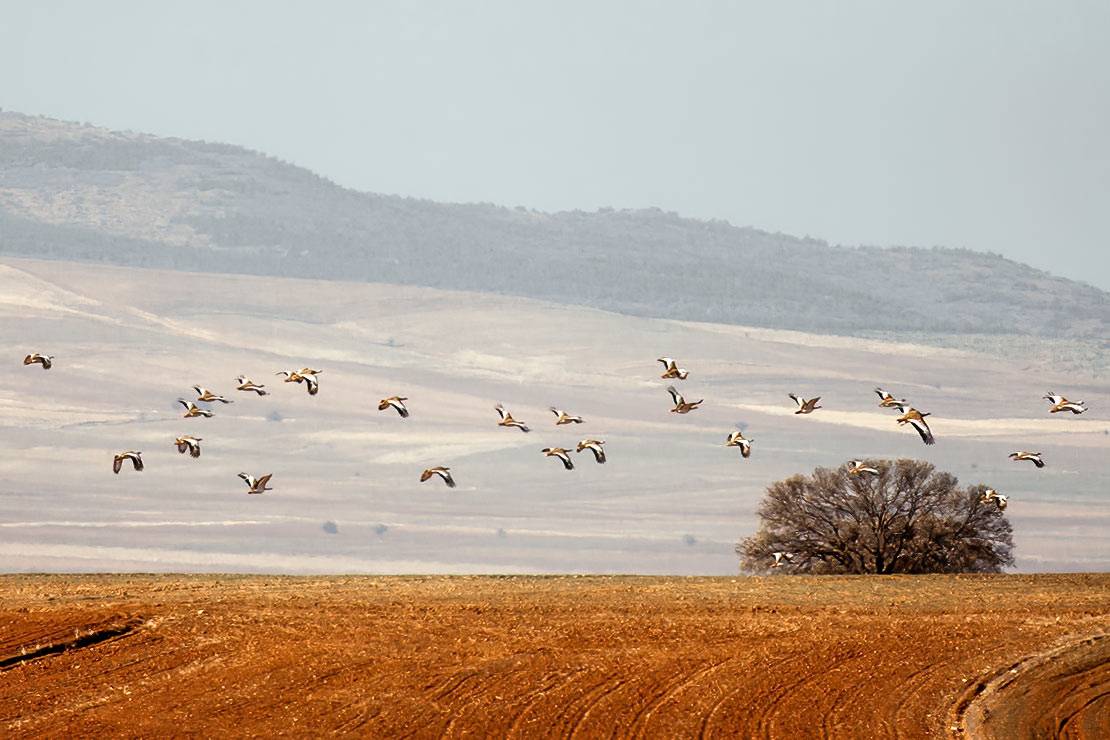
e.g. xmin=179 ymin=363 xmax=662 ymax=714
xmin=1 ymin=110 xmax=1105 ymax=338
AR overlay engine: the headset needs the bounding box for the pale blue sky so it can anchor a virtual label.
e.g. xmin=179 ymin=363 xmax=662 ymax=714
xmin=2 ymin=1 xmax=1108 ymax=288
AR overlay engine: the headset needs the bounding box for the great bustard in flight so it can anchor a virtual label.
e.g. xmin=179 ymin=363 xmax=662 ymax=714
xmin=874 ymin=388 xmax=907 ymax=408
xmin=112 ymin=451 xmax=143 ymax=474
xmin=193 ymin=386 xmax=233 ymax=404
xmin=276 ymin=371 xmax=319 ymax=396
xmin=667 ymin=386 xmax=703 ymax=414
xmin=550 ymin=407 xmax=584 ymax=425
xmin=238 ymin=472 xmax=273 ymax=494
xmin=576 ymin=439 xmax=606 ymax=464
xmin=657 ymin=357 xmax=689 ymax=380
xmin=236 ymin=376 xmax=268 ymax=395
xmin=276 ymin=370 xmax=319 ymax=395
xmin=1009 ymin=451 xmax=1045 ymax=468
xmin=178 ymin=399 xmax=214 ymax=418
xmin=846 ymin=460 xmax=879 ymax=477
xmin=725 ymin=431 xmax=753 ymax=458
xmin=771 ymin=551 xmax=794 ymax=568
xmin=174 ymin=435 xmax=202 ymax=458
xmin=896 ymin=407 xmax=935 ymax=445
xmin=980 ymin=488 xmax=1008 ymax=511
xmin=379 ymin=396 xmax=410 ymax=418
xmin=23 ymin=353 xmax=53 ymax=370
xmin=495 ymin=404 xmax=530 ymax=432
xmin=420 ymin=466 xmax=456 ymax=487
xmin=788 ymin=394 xmax=821 ymax=414
xmin=542 ymin=447 xmax=575 ymax=470
xmin=1043 ymin=393 xmax=1087 ymax=415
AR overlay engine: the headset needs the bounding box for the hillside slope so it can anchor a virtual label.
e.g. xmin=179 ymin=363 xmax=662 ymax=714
xmin=1 ymin=111 xmax=1106 ymax=337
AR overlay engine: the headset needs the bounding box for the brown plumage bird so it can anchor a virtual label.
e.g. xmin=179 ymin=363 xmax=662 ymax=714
xmin=980 ymin=488 xmax=1009 ymax=511
xmin=178 ymin=399 xmax=214 ymax=418
xmin=542 ymin=447 xmax=575 ymax=470
xmin=657 ymin=357 xmax=689 ymax=380
xmin=420 ymin=466 xmax=456 ymax=487
xmin=874 ymin=387 xmax=907 ymax=408
xmin=575 ymin=439 xmax=606 ymax=464
xmin=379 ymin=396 xmax=410 ymax=418
xmin=1009 ymin=451 xmax=1045 ymax=468
xmin=788 ymin=393 xmax=821 ymax=414
xmin=193 ymin=386 xmax=233 ymax=404
xmin=238 ymin=473 xmax=273 ymax=494
xmin=550 ymin=407 xmax=584 ymax=425
xmin=896 ymin=407 xmax=935 ymax=445
xmin=725 ymin=431 xmax=753 ymax=458
xmin=495 ymin=404 xmax=530 ymax=432
xmin=112 ymin=450 xmax=143 ymax=474
xmin=174 ymin=435 xmax=202 ymax=458
xmin=1043 ymin=393 xmax=1087 ymax=415
xmin=235 ymin=376 xmax=268 ymax=395
xmin=846 ymin=459 xmax=879 ymax=477
xmin=23 ymin=353 xmax=53 ymax=370
xmin=667 ymin=386 xmax=702 ymax=414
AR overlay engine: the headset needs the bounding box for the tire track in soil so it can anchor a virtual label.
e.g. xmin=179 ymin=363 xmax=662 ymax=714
xmin=504 ymin=667 xmax=590 ymax=738
xmin=697 ymin=654 xmax=797 ymax=740
xmin=751 ymin=651 xmax=858 ymax=740
xmin=951 ymin=633 xmax=1110 ymax=740
xmin=541 ymin=670 xmax=628 ymax=739
xmin=623 ymin=658 xmax=732 ymax=738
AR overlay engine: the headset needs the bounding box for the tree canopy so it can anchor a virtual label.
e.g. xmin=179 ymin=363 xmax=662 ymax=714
xmin=737 ymin=459 xmax=1014 ymax=574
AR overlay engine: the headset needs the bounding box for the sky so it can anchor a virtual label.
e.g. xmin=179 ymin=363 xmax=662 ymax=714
xmin=2 ymin=1 xmax=1109 ymax=289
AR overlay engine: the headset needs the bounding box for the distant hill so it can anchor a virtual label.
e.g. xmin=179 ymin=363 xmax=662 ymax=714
xmin=1 ymin=110 xmax=1106 ymax=337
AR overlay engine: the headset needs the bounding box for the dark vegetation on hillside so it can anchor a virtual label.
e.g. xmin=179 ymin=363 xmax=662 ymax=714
xmin=1 ymin=112 xmax=1105 ymax=337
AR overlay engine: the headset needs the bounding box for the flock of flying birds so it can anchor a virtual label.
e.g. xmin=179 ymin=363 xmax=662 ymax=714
xmin=20 ymin=351 xmax=1090 ymax=556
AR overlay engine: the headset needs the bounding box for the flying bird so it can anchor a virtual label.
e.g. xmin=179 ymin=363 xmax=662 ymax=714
xmin=235 ymin=376 xmax=268 ymax=395
xmin=277 ymin=371 xmax=320 ymax=396
xmin=725 ymin=431 xmax=753 ymax=458
xmin=178 ymin=399 xmax=214 ymax=418
xmin=657 ymin=357 xmax=689 ymax=380
xmin=238 ymin=472 xmax=273 ymax=494
xmin=193 ymin=386 xmax=233 ymax=404
xmin=23 ymin=353 xmax=53 ymax=370
xmin=896 ymin=407 xmax=935 ymax=445
xmin=379 ymin=396 xmax=410 ymax=418
xmin=112 ymin=450 xmax=143 ymax=474
xmin=495 ymin=404 xmax=530 ymax=432
xmin=420 ymin=466 xmax=456 ymax=488
xmin=771 ymin=551 xmax=794 ymax=568
xmin=298 ymin=368 xmax=322 ymax=377
xmin=1043 ymin=393 xmax=1087 ymax=415
xmin=1009 ymin=451 xmax=1045 ymax=468
xmin=788 ymin=394 xmax=821 ymax=414
xmin=174 ymin=435 xmax=202 ymax=458
xmin=542 ymin=447 xmax=575 ymax=470
xmin=667 ymin=386 xmax=703 ymax=414
xmin=550 ymin=407 xmax=584 ymax=425
xmin=874 ymin=388 xmax=907 ymax=408
xmin=980 ymin=488 xmax=1009 ymax=511
xmin=846 ymin=460 xmax=879 ymax=477
xmin=575 ymin=439 xmax=607 ymax=464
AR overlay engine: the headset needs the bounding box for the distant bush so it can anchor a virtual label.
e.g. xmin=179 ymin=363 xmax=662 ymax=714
xmin=737 ymin=459 xmax=1014 ymax=574
xmin=321 ymin=521 xmax=338 ymax=535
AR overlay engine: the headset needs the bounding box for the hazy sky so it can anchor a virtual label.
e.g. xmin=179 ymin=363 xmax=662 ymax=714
xmin=3 ymin=2 xmax=1109 ymax=289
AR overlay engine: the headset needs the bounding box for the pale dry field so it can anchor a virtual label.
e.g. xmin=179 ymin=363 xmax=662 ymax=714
xmin=0 ymin=257 xmax=1107 ymax=573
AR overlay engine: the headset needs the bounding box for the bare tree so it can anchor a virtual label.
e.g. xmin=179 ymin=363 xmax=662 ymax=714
xmin=737 ymin=459 xmax=1014 ymax=574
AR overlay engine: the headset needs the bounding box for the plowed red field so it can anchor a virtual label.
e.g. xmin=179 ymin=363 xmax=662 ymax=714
xmin=1 ymin=575 xmax=1106 ymax=738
